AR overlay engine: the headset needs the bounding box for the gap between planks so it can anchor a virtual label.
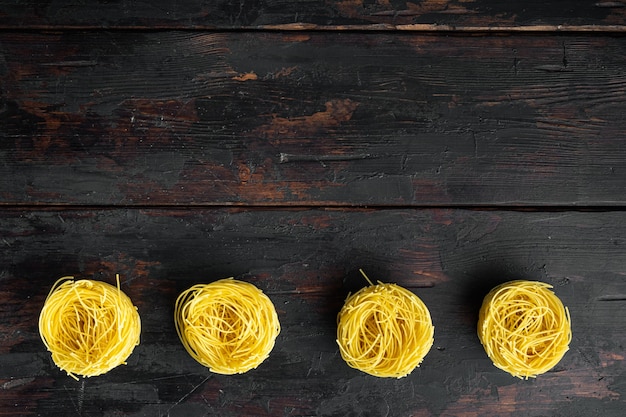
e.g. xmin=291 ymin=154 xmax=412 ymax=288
xmin=1 ymin=203 xmax=626 ymax=213
xmin=0 ymin=24 xmax=626 ymax=34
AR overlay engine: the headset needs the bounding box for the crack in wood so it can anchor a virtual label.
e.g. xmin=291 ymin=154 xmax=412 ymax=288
xmin=597 ymin=294 xmax=626 ymax=301
xmin=1 ymin=377 xmax=34 ymax=390
xmin=40 ymin=60 xmax=98 ymax=67
xmin=165 ymin=375 xmax=212 ymax=414
xmin=279 ymin=153 xmax=372 ymax=163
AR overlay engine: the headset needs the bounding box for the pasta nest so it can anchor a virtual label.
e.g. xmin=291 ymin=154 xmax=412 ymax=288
xmin=336 ymin=281 xmax=434 ymax=378
xmin=39 ymin=276 xmax=141 ymax=380
xmin=478 ymin=280 xmax=572 ymax=379
xmin=174 ymin=278 xmax=280 ymax=374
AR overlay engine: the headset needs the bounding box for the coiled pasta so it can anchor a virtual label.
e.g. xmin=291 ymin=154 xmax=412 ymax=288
xmin=38 ymin=275 xmax=141 ymax=380
xmin=478 ymin=280 xmax=572 ymax=379
xmin=336 ymin=270 xmax=434 ymax=378
xmin=174 ymin=278 xmax=280 ymax=375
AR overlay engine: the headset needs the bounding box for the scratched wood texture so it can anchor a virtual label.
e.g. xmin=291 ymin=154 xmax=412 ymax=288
xmin=0 ymin=0 xmax=625 ymax=30
xmin=1 ymin=0 xmax=626 ymax=415
xmin=0 ymin=208 xmax=624 ymax=417
xmin=3 ymin=32 xmax=626 ymax=207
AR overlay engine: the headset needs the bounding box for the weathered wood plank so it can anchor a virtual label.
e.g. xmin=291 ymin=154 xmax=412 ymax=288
xmin=0 ymin=0 xmax=625 ymax=31
xmin=0 ymin=208 xmax=624 ymax=416
xmin=2 ymin=32 xmax=626 ymax=207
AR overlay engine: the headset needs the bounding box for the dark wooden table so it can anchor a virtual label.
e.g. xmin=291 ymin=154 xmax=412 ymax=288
xmin=1 ymin=1 xmax=625 ymax=416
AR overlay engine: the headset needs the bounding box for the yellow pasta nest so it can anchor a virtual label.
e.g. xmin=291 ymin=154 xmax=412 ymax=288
xmin=478 ymin=280 xmax=572 ymax=379
xmin=38 ymin=276 xmax=141 ymax=380
xmin=336 ymin=271 xmax=434 ymax=378
xmin=174 ymin=278 xmax=280 ymax=374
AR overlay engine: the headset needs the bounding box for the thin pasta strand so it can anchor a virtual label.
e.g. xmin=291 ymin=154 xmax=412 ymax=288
xmin=478 ymin=280 xmax=572 ymax=379
xmin=336 ymin=270 xmax=434 ymax=378
xmin=174 ymin=278 xmax=280 ymax=375
xmin=38 ymin=275 xmax=141 ymax=380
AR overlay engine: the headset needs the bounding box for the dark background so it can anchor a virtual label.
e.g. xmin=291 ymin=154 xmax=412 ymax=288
xmin=1 ymin=1 xmax=625 ymax=416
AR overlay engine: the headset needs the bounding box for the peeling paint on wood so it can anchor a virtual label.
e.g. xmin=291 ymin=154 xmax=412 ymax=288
xmin=0 ymin=2 xmax=625 ymax=416
xmin=0 ymin=209 xmax=624 ymax=416
xmin=0 ymin=0 xmax=625 ymax=30
xmin=2 ymin=33 xmax=626 ymax=206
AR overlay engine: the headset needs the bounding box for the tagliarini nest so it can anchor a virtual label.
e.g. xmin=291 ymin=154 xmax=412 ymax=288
xmin=174 ymin=278 xmax=280 ymax=375
xmin=336 ymin=270 xmax=434 ymax=378
xmin=38 ymin=275 xmax=141 ymax=380
xmin=478 ymin=280 xmax=572 ymax=379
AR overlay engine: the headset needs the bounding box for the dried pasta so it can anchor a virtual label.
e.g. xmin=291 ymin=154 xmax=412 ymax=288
xmin=38 ymin=275 xmax=141 ymax=380
xmin=478 ymin=280 xmax=572 ymax=379
xmin=336 ymin=270 xmax=434 ymax=378
xmin=174 ymin=278 xmax=280 ymax=374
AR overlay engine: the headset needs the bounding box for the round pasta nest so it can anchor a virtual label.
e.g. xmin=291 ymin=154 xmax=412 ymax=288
xmin=38 ymin=276 xmax=141 ymax=380
xmin=174 ymin=278 xmax=280 ymax=375
xmin=478 ymin=280 xmax=572 ymax=379
xmin=336 ymin=272 xmax=434 ymax=378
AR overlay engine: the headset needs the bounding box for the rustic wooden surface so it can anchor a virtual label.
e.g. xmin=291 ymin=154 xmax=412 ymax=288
xmin=3 ymin=32 xmax=626 ymax=207
xmin=0 ymin=208 xmax=625 ymax=416
xmin=1 ymin=1 xmax=625 ymax=416
xmin=0 ymin=0 xmax=625 ymax=30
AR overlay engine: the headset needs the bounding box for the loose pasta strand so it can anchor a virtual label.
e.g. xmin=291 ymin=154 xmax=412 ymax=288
xmin=174 ymin=278 xmax=280 ymax=375
xmin=39 ymin=275 xmax=141 ymax=380
xmin=477 ymin=280 xmax=572 ymax=379
xmin=336 ymin=271 xmax=434 ymax=378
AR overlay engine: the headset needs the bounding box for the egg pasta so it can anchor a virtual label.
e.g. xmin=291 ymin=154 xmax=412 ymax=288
xmin=478 ymin=280 xmax=572 ymax=379
xmin=174 ymin=278 xmax=280 ymax=374
xmin=38 ymin=275 xmax=141 ymax=380
xmin=336 ymin=270 xmax=434 ymax=378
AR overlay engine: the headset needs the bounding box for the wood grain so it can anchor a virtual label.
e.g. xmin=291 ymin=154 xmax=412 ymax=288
xmin=0 ymin=208 xmax=624 ymax=416
xmin=2 ymin=32 xmax=626 ymax=207
xmin=1 ymin=2 xmax=625 ymax=415
xmin=0 ymin=0 xmax=625 ymax=31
